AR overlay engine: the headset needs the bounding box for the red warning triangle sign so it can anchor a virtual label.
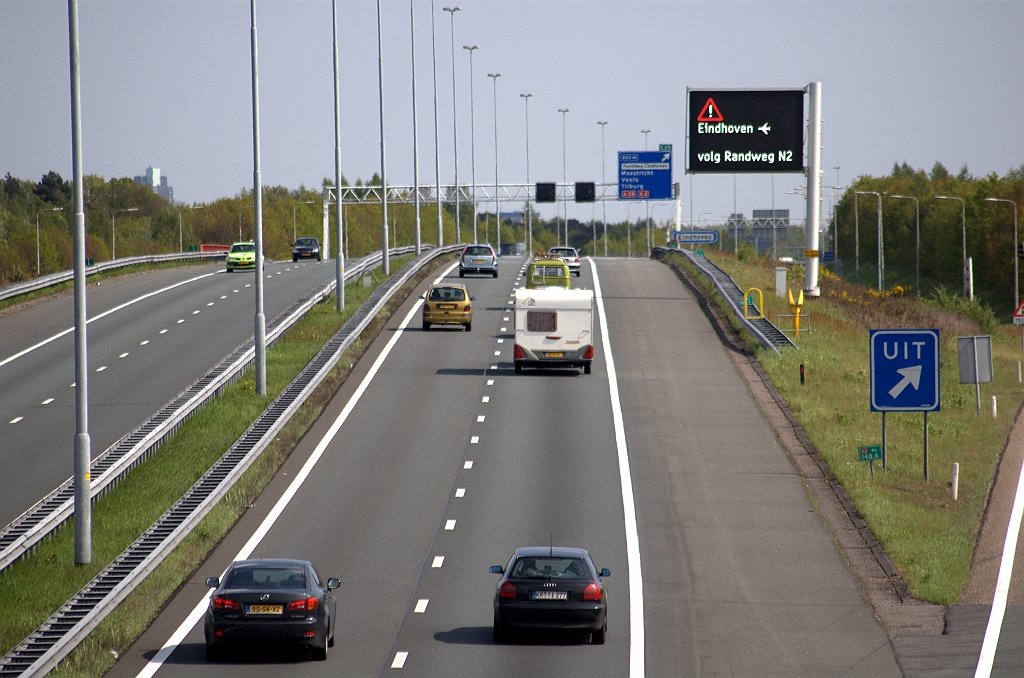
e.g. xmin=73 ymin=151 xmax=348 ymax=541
xmin=697 ymin=97 xmax=724 ymax=122
xmin=1014 ymin=298 xmax=1024 ymax=319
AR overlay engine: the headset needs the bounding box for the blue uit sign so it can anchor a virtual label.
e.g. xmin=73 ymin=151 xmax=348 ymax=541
xmin=619 ymin=151 xmax=673 ymax=200
xmin=869 ymin=329 xmax=940 ymax=412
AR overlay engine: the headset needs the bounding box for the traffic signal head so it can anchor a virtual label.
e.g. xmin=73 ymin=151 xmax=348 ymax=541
xmin=535 ymin=182 xmax=556 ymax=203
xmin=574 ymin=182 xmax=595 ymax=203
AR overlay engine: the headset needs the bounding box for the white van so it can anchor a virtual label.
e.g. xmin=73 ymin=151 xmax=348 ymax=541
xmin=513 ymin=287 xmax=595 ymax=374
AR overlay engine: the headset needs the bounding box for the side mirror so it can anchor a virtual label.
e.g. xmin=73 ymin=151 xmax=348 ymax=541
xmin=327 ymin=577 xmax=341 ymax=590
xmin=205 ymin=577 xmax=220 ymax=588
xmin=488 ymin=565 xmax=504 ymax=574
xmin=470 ymin=296 xmax=476 ymax=301
xmin=599 ymin=568 xmax=611 ymax=578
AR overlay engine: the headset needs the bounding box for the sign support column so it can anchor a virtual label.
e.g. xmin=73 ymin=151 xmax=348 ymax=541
xmin=804 ymin=81 xmax=822 ymax=297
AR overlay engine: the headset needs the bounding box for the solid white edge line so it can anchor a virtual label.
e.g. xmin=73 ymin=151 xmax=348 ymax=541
xmin=974 ymin=451 xmax=1024 ymax=677
xmin=134 ymin=260 xmax=460 ymax=678
xmin=0 ymin=271 xmax=218 ymax=369
xmin=589 ymin=257 xmax=645 ymax=678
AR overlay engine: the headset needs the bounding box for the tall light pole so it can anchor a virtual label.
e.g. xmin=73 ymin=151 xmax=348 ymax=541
xmin=936 ymin=195 xmax=968 ymax=298
xmin=641 ymin=128 xmax=650 ymax=151
xmin=890 ymin=195 xmax=920 ymax=297
xmin=443 ymin=6 xmax=461 ymax=243
xmin=411 ymin=1 xmax=422 ymax=255
xmin=377 ymin=0 xmax=390 ymax=275
xmin=179 ymin=204 xmax=202 ymax=254
xmin=521 ymin=93 xmax=533 ymax=253
xmin=430 ymin=1 xmax=442 ymax=247
xmin=250 ymin=0 xmax=267 ymax=396
xmin=488 ymin=72 xmax=501 ymax=254
xmin=985 ymin=197 xmax=1019 ymax=311
xmin=558 ymin=108 xmax=569 ymax=247
xmin=463 ymin=45 xmax=478 ymax=242
xmin=598 ymin=121 xmax=608 ymax=256
xmin=642 ymin=128 xmax=652 ymax=255
xmin=855 ymin=190 xmax=883 ymax=292
xmin=332 ymin=0 xmax=345 ymax=310
xmin=36 ymin=207 xmax=64 ymax=275
xmin=111 ymin=207 xmax=138 ymax=260
xmin=293 ymin=200 xmax=314 ymax=242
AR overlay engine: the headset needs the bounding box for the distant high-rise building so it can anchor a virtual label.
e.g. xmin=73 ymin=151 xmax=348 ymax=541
xmin=133 ymin=166 xmax=174 ymax=203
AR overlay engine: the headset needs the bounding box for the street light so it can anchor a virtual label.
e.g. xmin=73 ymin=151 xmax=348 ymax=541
xmin=488 ymin=73 xmax=501 ymax=253
xmin=36 ymin=207 xmax=63 ymax=275
xmin=651 ymin=202 xmax=670 ymax=245
xmin=889 ymin=195 xmax=920 ymax=297
xmin=521 ymin=93 xmax=533 ymax=253
xmin=443 ymin=6 xmax=461 ymax=242
xmin=698 ymin=211 xmax=714 ymax=250
xmin=985 ymin=197 xmax=1019 ymax=310
xmin=430 ymin=0 xmax=442 ymax=248
xmin=598 ymin=121 xmax=608 ymax=256
xmin=411 ymin=1 xmax=422 ymax=255
xmin=464 ymin=45 xmax=478 ymax=242
xmin=854 ymin=190 xmax=883 ymax=291
xmin=179 ymin=204 xmax=203 ymax=254
xmin=377 ymin=0 xmax=390 ymax=275
xmin=293 ymin=201 xmax=314 ymax=242
xmin=558 ymin=108 xmax=569 ymax=247
xmin=111 ymin=207 xmax=138 ymax=260
xmin=641 ymin=128 xmax=650 ymax=151
xmin=935 ymin=195 xmax=969 ymax=298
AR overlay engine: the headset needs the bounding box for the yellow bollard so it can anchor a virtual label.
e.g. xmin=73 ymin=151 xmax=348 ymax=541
xmin=787 ymin=289 xmax=804 ymax=335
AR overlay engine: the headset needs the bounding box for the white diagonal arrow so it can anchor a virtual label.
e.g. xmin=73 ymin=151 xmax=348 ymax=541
xmin=889 ymin=365 xmax=922 ymax=399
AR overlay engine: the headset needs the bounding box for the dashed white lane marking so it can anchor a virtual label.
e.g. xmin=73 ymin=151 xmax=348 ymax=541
xmin=490 ymin=365 xmax=497 ymax=370
xmin=470 ymin=436 xmax=479 ymax=444
xmin=245 ymin=284 xmax=251 ymax=287
xmin=431 ymin=556 xmax=444 ymax=568
xmin=444 ymin=520 xmax=456 ymax=530
xmin=455 ymin=488 xmax=465 ymax=497
xmin=10 ymin=417 xmax=23 ymax=424
xmin=159 ymin=329 xmax=168 ymax=334
xmin=476 ymin=415 xmax=485 ymax=422
xmin=497 ymin=339 xmax=504 ymax=344
xmin=267 ymin=275 xmax=272 ymax=279
xmin=464 ymin=461 xmax=473 ymax=469
xmin=233 ymin=289 xmax=239 ymax=293
xmin=414 ymin=599 xmax=429 ymax=613
xmin=391 ymin=651 xmax=408 ymax=668
xmin=220 ymin=295 xmax=227 ymax=299
xmin=96 ymin=366 xmax=107 ymax=372
xmin=42 ymin=398 xmax=54 ymax=405
xmin=70 ymin=383 xmax=75 ymax=387
xmin=192 ymin=310 xmax=200 ymax=315
xmin=493 ymin=351 xmax=501 ymax=356
xmin=176 ymin=319 xmax=184 ymax=324
xmin=275 ymin=271 xmax=281 ymax=275
xmin=206 ymin=302 xmax=214 ymax=306
xmin=486 ymin=379 xmax=494 ymax=385
xmin=140 ymin=340 xmax=149 ymax=345
xmin=503 ymin=317 xmax=509 ymax=321
xmin=481 ymin=396 xmax=490 ymax=403
xmin=500 ymin=327 xmax=507 ymax=332
xmin=119 ymin=353 xmax=129 ymax=358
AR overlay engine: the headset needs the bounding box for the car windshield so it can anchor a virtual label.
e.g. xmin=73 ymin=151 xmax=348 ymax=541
xmin=465 ymin=246 xmax=491 ymax=256
xmin=295 ymin=238 xmax=317 ymax=247
xmin=510 ymin=557 xmax=589 ymax=580
xmin=428 ymin=287 xmax=466 ymax=301
xmin=230 ymin=244 xmax=255 ymax=253
xmin=228 ymin=566 xmax=306 ymax=589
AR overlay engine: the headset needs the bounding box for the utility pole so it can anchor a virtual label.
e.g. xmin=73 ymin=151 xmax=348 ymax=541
xmin=250 ymin=0 xmax=267 ymax=396
xmin=521 ymin=93 xmax=533 ymax=253
xmin=598 ymin=121 xmax=608 ymax=256
xmin=377 ymin=0 xmax=390 ymax=274
xmin=464 ymin=44 xmax=478 ymax=242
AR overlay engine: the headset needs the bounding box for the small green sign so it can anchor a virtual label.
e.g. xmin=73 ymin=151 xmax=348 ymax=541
xmin=858 ymin=445 xmax=882 ymax=462
xmin=695 ymin=249 xmax=705 ymax=257
xmin=659 ymin=143 xmax=672 ymax=152
xmin=86 ymin=258 xmax=94 ymax=266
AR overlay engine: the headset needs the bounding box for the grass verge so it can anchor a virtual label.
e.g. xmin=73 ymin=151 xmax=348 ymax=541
xmin=664 ymin=249 xmax=1023 ymax=605
xmin=0 ymin=253 xmax=454 ymax=676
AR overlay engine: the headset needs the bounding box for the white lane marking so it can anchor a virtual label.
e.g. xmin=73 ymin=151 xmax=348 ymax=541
xmin=455 ymin=488 xmax=465 ymax=497
xmin=589 ymin=257 xmax=645 ymax=678
xmin=9 ymin=417 xmax=23 ymax=424
xmin=70 ymin=383 xmax=75 ymax=387
xmin=500 ymin=327 xmax=507 ymax=332
xmin=191 ymin=310 xmax=200 ymax=315
xmin=414 ymin=599 xmax=429 ymax=613
xmin=490 ymin=365 xmax=497 ymax=370
xmin=96 ymin=366 xmax=107 ymax=372
xmin=41 ymin=398 xmax=54 ymax=405
xmin=464 ymin=461 xmax=473 ymax=469
xmin=140 ymin=340 xmax=149 ymax=346
xmin=481 ymin=396 xmax=490 ymax=403
xmin=974 ymin=448 xmax=1024 ymax=677
xmin=176 ymin=319 xmax=184 ymax=324
xmin=431 ymin=556 xmax=444 ymax=568
xmin=245 ymin=284 xmax=251 ymax=287
xmin=275 ymin=272 xmax=281 ymax=275
xmin=476 ymin=415 xmax=485 ymax=422
xmin=267 ymin=275 xmax=272 ymax=279
xmin=233 ymin=289 xmax=239 ymax=293
xmin=0 ymin=270 xmax=217 ymax=369
xmin=444 ymin=520 xmax=456 ymax=530
xmin=392 ymin=651 xmax=409 ymax=668
xmin=206 ymin=302 xmax=214 ymax=306
xmin=486 ymin=379 xmax=494 ymax=386
xmin=119 ymin=353 xmax=129 ymax=358
xmin=132 ymin=259 xmax=462 ymax=678
xmin=493 ymin=351 xmax=500 ymax=356
xmin=470 ymin=437 xmax=479 ymax=444
xmin=159 ymin=329 xmax=168 ymax=334
xmin=220 ymin=295 xmax=227 ymax=299
xmin=503 ymin=317 xmax=509 ymax=321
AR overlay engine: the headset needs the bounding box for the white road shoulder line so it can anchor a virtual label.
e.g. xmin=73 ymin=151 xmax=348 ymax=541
xmin=589 ymin=257 xmax=645 ymax=678
xmin=133 ymin=260 xmax=460 ymax=678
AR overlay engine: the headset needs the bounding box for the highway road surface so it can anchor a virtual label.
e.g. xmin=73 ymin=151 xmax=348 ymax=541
xmin=0 ymin=259 xmax=337 ymax=528
xmin=108 ymin=256 xmax=903 ymax=677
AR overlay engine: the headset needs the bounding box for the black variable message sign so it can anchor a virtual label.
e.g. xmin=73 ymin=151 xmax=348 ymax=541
xmin=687 ymin=89 xmax=804 ymax=174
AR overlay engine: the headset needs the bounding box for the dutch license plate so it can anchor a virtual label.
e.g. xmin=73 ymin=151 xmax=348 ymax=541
xmin=438 ymin=303 xmax=457 ymax=310
xmin=545 ymin=352 xmax=564 ymax=359
xmin=246 ymin=604 xmax=282 ymax=615
xmin=530 ymin=590 xmax=568 ymax=600
xmin=473 ymin=258 xmax=485 ymax=263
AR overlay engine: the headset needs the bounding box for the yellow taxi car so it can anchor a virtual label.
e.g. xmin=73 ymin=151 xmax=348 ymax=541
xmin=225 ymin=241 xmax=256 ymax=272
xmin=525 ymin=257 xmax=571 ymax=289
xmin=423 ymin=283 xmax=474 ymax=331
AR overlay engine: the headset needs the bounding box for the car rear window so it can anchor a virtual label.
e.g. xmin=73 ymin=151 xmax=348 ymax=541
xmin=510 ymin=557 xmax=589 ymax=580
xmin=295 ymin=238 xmax=317 ymax=246
xmin=230 ymin=244 xmax=255 ymax=253
xmin=526 ymin=310 xmax=557 ymax=332
xmin=465 ymin=246 xmax=491 ymax=256
xmin=428 ymin=287 xmax=466 ymax=301
xmin=532 ymin=266 xmax=565 ymax=278
xmin=228 ymin=566 xmax=306 ymax=589
xmin=549 ymin=249 xmax=575 ymax=257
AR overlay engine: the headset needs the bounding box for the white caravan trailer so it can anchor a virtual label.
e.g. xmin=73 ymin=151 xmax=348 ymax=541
xmin=513 ymin=287 xmax=595 ymax=374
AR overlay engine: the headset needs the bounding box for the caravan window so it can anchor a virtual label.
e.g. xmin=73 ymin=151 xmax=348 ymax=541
xmin=527 ymin=310 xmax=557 ymax=332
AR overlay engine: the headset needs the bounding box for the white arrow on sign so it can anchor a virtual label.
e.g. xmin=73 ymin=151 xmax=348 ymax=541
xmin=661 ymin=153 xmax=670 ymax=161
xmin=758 ymin=122 xmax=771 ymax=135
xmin=888 ymin=365 xmax=922 ymax=399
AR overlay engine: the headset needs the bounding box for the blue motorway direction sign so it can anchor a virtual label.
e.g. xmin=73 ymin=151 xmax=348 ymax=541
xmin=869 ymin=329 xmax=940 ymax=412
xmin=619 ymin=151 xmax=673 ymax=200
xmin=674 ymin=230 xmax=718 ymax=244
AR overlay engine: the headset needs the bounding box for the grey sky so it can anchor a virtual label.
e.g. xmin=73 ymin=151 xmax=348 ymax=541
xmin=1 ymin=0 xmax=1021 ymax=229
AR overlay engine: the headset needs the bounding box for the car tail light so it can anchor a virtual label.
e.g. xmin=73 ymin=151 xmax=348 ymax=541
xmin=583 ymin=583 xmax=602 ymax=601
xmin=423 ymin=304 xmax=430 ymax=312
xmin=464 ymin=305 xmax=471 ymax=312
xmin=288 ymin=597 xmax=319 ymax=611
xmin=304 ymin=630 xmax=317 ymax=637
xmin=499 ymin=582 xmax=517 ymax=599
xmin=513 ymin=345 xmax=525 ymax=359
xmin=583 ymin=345 xmax=594 ymax=360
xmin=213 ymin=597 xmax=241 ymax=611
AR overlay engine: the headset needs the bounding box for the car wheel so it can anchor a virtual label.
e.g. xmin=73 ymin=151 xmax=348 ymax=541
xmin=514 ymin=362 xmax=522 ymax=374
xmin=328 ymin=632 xmax=335 ymax=648
xmin=493 ymin=616 xmax=510 ymax=644
xmin=312 ymin=641 xmax=328 ymax=661
xmin=465 ymin=322 xmax=472 ymax=332
xmin=592 ymin=622 xmax=606 ymax=645
xmin=317 ymin=256 xmax=322 ymax=262
xmin=225 ymin=267 xmax=232 ymax=273
xmin=423 ymin=321 xmax=431 ymax=331
xmin=584 ymin=363 xmax=592 ymax=375
xmin=205 ymin=644 xmax=222 ymax=662
xmin=293 ymin=256 xmax=298 ymax=262
xmin=492 ymin=271 xmax=498 ymax=278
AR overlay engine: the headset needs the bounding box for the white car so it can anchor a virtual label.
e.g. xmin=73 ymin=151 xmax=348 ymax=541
xmin=547 ymin=247 xmax=581 ymax=277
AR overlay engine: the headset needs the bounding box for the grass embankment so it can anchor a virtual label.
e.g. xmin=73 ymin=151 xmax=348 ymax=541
xmin=0 ymin=253 xmax=452 ymax=676
xmin=665 ymin=249 xmax=1023 ymax=605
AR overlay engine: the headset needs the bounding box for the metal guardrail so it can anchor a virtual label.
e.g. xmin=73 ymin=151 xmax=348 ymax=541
xmin=0 ymin=247 xmax=423 ymax=576
xmin=0 ymin=244 xmax=461 ymax=677
xmin=0 ymin=251 xmax=227 ymax=304
xmin=653 ymin=247 xmax=795 ymax=354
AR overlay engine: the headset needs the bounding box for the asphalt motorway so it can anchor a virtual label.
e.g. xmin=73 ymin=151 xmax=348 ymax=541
xmin=0 ymin=258 xmax=337 ymax=527
xmin=110 ymin=256 xmax=902 ymax=677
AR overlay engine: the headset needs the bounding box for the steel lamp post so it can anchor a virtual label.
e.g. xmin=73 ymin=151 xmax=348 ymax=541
xmin=111 ymin=207 xmax=138 ymax=260
xmin=521 ymin=93 xmax=533 ymax=253
xmin=488 ymin=73 xmax=501 ymax=253
xmin=598 ymin=121 xmax=608 ymax=256
xmin=464 ymin=45 xmax=478 ymax=242
xmin=443 ymin=6 xmax=461 ymax=242
xmin=558 ymin=108 xmax=569 ymax=247
xmin=854 ymin=190 xmax=883 ymax=291
xmin=935 ymin=195 xmax=968 ymax=298
xmin=36 ymin=207 xmax=64 ymax=274
xmin=889 ymin=195 xmax=919 ymax=297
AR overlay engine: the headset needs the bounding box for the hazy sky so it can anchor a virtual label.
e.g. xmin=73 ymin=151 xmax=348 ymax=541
xmin=1 ymin=0 xmax=1022 ymax=228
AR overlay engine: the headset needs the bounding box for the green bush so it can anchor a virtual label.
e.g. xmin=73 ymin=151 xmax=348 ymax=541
xmin=926 ymin=285 xmax=998 ymax=334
